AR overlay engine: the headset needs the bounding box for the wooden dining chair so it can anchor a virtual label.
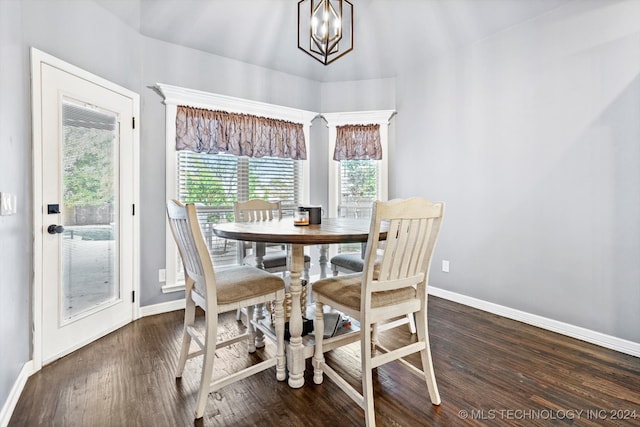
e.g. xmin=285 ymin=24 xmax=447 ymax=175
xmin=234 ymin=199 xmax=310 ymax=280
xmin=166 ymin=200 xmax=286 ymax=420
xmin=312 ymin=197 xmax=444 ymax=426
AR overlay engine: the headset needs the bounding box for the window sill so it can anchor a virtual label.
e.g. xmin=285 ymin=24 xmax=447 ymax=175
xmin=161 ymin=282 xmax=185 ymax=294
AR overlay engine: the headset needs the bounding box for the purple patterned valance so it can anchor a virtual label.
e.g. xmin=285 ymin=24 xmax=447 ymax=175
xmin=176 ymin=106 xmax=307 ymax=160
xmin=333 ymin=124 xmax=382 ymax=161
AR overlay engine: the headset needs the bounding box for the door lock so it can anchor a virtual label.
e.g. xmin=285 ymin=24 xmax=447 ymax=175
xmin=47 ymin=224 xmax=65 ymax=234
xmin=47 ymin=204 xmax=60 ymax=214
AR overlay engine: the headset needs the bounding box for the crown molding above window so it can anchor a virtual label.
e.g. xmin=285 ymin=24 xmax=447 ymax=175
xmin=321 ymin=110 xmax=396 ymax=127
xmin=155 ymin=83 xmax=318 ymax=125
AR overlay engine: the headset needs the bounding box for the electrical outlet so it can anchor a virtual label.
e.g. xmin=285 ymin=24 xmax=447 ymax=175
xmin=159 ymin=269 xmax=166 ymax=282
xmin=442 ymin=260 xmax=450 ymax=273
xmin=0 ymin=192 xmax=17 ymax=215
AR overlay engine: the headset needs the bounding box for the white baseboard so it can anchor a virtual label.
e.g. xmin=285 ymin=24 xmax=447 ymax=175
xmin=139 ymin=298 xmax=185 ymax=317
xmin=429 ymin=287 xmax=640 ymax=358
xmin=0 ymin=361 xmax=33 ymax=427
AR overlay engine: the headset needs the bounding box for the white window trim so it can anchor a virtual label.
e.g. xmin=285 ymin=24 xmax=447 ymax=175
xmin=322 ymin=110 xmax=395 ymax=218
xmin=156 ymin=83 xmax=318 ymax=292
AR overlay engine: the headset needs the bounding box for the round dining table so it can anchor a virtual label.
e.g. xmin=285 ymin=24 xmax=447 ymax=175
xmin=213 ymin=217 xmax=373 ymax=388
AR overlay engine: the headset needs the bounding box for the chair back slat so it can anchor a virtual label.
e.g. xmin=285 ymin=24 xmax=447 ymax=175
xmin=361 ymin=198 xmax=444 ymax=312
xmin=234 ymin=199 xmax=282 ymax=222
xmin=406 ymin=218 xmax=432 ymax=279
xmin=233 ymin=199 xmax=285 ymax=264
xmin=167 ymin=200 xmax=216 ymax=300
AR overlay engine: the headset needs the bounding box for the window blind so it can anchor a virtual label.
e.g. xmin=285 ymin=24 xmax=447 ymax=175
xmin=178 ymin=152 xmax=302 ymax=209
xmin=176 ymin=151 xmax=302 ymax=266
xmin=338 ymin=160 xmax=378 ymax=219
xmin=63 ymin=101 xmax=116 ymax=131
xmin=242 ymin=156 xmax=303 ymax=213
xmin=338 ymin=159 xmax=378 ymax=253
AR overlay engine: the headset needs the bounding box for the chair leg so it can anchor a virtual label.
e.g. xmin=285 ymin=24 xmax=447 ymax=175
xmin=361 ymin=321 xmax=376 ymax=427
xmin=371 ymin=322 xmax=379 ymax=352
xmin=194 ymin=311 xmax=218 ymax=419
xmin=331 ymin=264 xmax=339 ymax=277
xmin=304 ymin=264 xmax=310 ymax=282
xmin=253 ymin=303 xmax=266 ymax=348
xmin=247 ymin=305 xmax=256 ymax=353
xmin=273 ymin=296 xmax=286 ymax=381
xmin=176 ymin=295 xmax=196 ymax=378
xmin=415 ymin=309 xmax=441 ymax=405
xmin=312 ymin=301 xmax=325 ymax=385
xmin=407 ymin=312 xmax=416 ymax=334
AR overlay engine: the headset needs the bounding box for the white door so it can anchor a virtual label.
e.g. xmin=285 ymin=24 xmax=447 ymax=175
xmin=33 ymin=50 xmax=138 ymax=366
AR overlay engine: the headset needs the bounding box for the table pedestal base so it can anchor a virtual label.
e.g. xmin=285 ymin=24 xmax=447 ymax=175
xmin=286 ymin=243 xmax=306 ymax=388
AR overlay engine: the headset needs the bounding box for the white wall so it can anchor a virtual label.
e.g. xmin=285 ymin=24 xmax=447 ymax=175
xmin=394 ymin=0 xmax=640 ymax=342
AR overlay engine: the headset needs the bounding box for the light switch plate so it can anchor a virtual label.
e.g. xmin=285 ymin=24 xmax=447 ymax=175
xmin=0 ymin=192 xmax=17 ymax=215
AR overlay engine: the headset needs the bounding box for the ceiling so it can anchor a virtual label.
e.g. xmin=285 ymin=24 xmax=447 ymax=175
xmin=97 ymin=0 xmax=570 ymax=82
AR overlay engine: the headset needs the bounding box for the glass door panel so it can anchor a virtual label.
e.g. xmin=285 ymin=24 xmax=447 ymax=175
xmin=61 ymin=100 xmax=119 ymax=321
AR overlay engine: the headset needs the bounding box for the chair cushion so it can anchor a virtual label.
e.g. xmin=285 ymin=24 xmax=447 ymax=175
xmin=312 ymin=273 xmax=416 ymax=312
xmin=331 ymin=253 xmax=382 ymax=278
xmin=194 ymin=265 xmax=285 ymax=306
xmin=330 ymin=253 xmax=364 ymax=272
xmin=244 ymin=252 xmax=311 ymax=270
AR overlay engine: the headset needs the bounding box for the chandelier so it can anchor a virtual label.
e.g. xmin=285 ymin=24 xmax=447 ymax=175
xmin=298 ymin=0 xmax=354 ymax=65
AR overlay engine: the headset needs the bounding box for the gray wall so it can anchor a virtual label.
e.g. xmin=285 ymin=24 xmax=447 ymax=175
xmin=139 ymin=37 xmax=323 ymax=306
xmin=0 ymin=0 xmax=31 ymax=410
xmin=0 ymin=0 xmax=322 ymax=410
xmin=393 ymin=0 xmax=640 ymax=343
xmin=2 ymin=0 xmax=639 ymax=415
xmin=0 ymin=0 xmax=143 ymax=409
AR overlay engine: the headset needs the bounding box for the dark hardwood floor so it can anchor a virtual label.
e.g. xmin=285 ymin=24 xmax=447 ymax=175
xmin=10 ymin=296 xmax=639 ymax=426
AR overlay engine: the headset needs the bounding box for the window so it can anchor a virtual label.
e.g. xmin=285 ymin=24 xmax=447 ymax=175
xmin=324 ymin=110 xmax=395 ymax=255
xmin=337 ymin=159 xmax=379 ymax=219
xmin=176 ymin=151 xmax=303 ymax=267
xmin=177 ymin=152 xmax=303 ymax=211
xmin=158 ymin=84 xmax=316 ymax=292
xmin=336 ymin=159 xmax=380 ymax=253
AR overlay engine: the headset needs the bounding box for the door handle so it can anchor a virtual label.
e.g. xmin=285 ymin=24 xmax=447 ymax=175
xmin=47 ymin=224 xmax=65 ymax=234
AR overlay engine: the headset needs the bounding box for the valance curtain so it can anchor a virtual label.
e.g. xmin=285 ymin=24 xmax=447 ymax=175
xmin=176 ymin=106 xmax=307 ymax=160
xmin=333 ymin=124 xmax=382 ymax=161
